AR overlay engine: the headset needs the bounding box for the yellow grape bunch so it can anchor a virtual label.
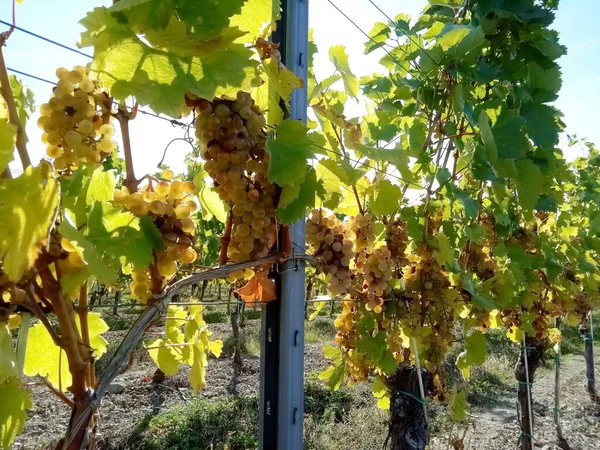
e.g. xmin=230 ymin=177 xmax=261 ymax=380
xmin=194 ymin=92 xmax=278 ymax=281
xmin=114 ymin=176 xmax=198 ymax=303
xmin=39 ymin=66 xmax=115 ymax=171
xmin=306 ymin=209 xmax=355 ymax=297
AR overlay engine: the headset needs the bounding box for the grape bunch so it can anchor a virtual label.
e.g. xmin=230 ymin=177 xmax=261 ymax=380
xmin=349 ymin=213 xmax=376 ymax=268
xmin=39 ymin=66 xmax=115 ymax=171
xmin=306 ymin=209 xmax=354 ymax=297
xmin=113 ymin=176 xmax=198 ymax=303
xmin=361 ymin=247 xmax=393 ymax=313
xmin=386 ymin=220 xmax=409 ymax=267
xmin=460 ymin=212 xmax=497 ymax=280
xmin=194 ymin=93 xmax=278 ymax=279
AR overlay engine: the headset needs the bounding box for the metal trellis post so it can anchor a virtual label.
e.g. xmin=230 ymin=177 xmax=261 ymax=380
xmin=277 ymin=1 xmax=309 ymax=448
xmin=259 ymin=1 xmax=309 ymax=449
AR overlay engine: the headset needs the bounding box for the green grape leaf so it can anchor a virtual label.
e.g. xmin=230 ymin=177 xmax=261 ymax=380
xmin=319 ymin=345 xmax=345 ymax=391
xmin=357 ymin=314 xmax=376 ymax=335
xmin=521 ymin=103 xmax=560 ymax=148
xmin=108 ymin=0 xmax=151 ymax=12
xmin=80 ymin=8 xmax=258 ymax=116
xmin=199 ymin=185 xmax=228 ymax=223
xmin=0 ymin=164 xmax=59 ymax=282
xmin=449 ymin=388 xmax=467 ymax=421
xmin=86 ymin=202 xmax=158 ymax=273
xmin=59 ymin=220 xmax=116 ymax=285
xmin=409 ymin=121 xmax=427 ymax=153
xmin=229 ymin=0 xmax=280 ymax=43
xmin=357 ymin=332 xmax=387 ymax=363
xmin=462 ymin=274 xmax=498 ymax=310
xmin=456 ymin=331 xmax=487 ymax=379
xmin=0 ymin=121 xmax=16 ymax=174
xmin=464 ymin=330 xmax=487 ymax=365
xmin=85 ymin=167 xmax=116 ymax=205
xmin=139 ymin=215 xmax=165 ymax=251
xmin=24 ymin=313 xmax=108 ymax=392
xmin=0 ymin=325 xmax=17 ymax=382
xmin=478 ymin=111 xmax=498 ymax=164
xmin=365 ymin=22 xmax=391 ymax=54
xmin=9 ymin=76 xmax=34 ymax=143
xmin=276 ymin=167 xmax=324 ymax=224
xmin=515 ymin=159 xmax=544 ymax=211
xmin=0 ymin=379 xmax=32 ymax=450
xmin=378 ymin=351 xmax=398 ymax=376
xmin=174 ymin=0 xmax=246 ymax=39
xmin=438 ymin=24 xmax=485 ymax=59
xmin=492 ymin=115 xmax=528 ymax=159
xmin=370 ymin=179 xmax=402 ymax=216
xmin=372 ymin=376 xmax=388 ymax=398
xmin=266 ymin=119 xmax=314 ymax=186
xmin=328 ymin=45 xmax=359 ymax=99
xmin=319 ymin=159 xmax=366 ymax=186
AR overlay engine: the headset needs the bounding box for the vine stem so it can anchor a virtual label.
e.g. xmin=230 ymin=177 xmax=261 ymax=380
xmin=38 ymin=266 xmax=88 ymax=400
xmin=64 ymin=252 xmax=317 ymax=447
xmin=0 ymin=31 xmax=30 ymax=170
xmin=332 ymin=125 xmax=365 ymax=215
xmin=78 ymin=282 xmax=94 ymax=387
xmin=116 ymin=104 xmax=138 ymax=193
xmin=219 ymin=214 xmax=233 ymax=265
xmin=41 ymin=378 xmax=74 ymax=408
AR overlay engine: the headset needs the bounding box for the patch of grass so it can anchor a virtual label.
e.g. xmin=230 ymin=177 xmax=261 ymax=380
xmin=120 ymin=378 xmax=379 ymax=450
xmin=559 ymin=311 xmax=600 ymax=355
xmin=222 ymin=326 xmax=261 ymax=356
xmin=122 ymin=396 xmax=259 ymax=450
xmin=95 ymin=339 xmax=120 ymax=378
xmin=102 ymin=314 xmax=137 ymax=331
xmin=304 ymin=378 xmax=354 ymax=422
xmin=244 ymin=309 xmax=261 ymax=321
xmin=466 ymin=366 xmax=513 ymax=407
xmin=203 ymin=310 xmax=228 ymax=324
xmin=305 ymin=318 xmax=337 ymax=344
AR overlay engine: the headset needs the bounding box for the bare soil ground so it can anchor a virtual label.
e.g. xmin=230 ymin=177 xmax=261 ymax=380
xmin=15 ymin=318 xmax=600 ymax=450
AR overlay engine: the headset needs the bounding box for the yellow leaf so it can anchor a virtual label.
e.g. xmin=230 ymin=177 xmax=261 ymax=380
xmin=229 ymin=0 xmax=280 ymax=43
xmin=0 ymin=378 xmax=32 ymax=450
xmin=24 ymin=313 xmax=108 ymax=392
xmin=0 ymin=164 xmax=59 ymax=281
xmin=0 ymin=325 xmax=17 ymax=382
xmin=7 ymin=314 xmax=21 ymax=331
xmin=309 ymin=301 xmax=327 ymax=321
xmin=146 ymin=339 xmax=181 ymax=376
xmin=209 ymin=340 xmax=223 ymax=358
xmin=0 ymin=121 xmax=16 ymax=174
xmin=377 ymin=396 xmax=390 ymax=409
xmin=506 ymin=325 xmax=524 ymax=344
xmin=488 ymin=309 xmax=501 ymax=329
xmin=459 ymin=304 xmax=471 ymax=319
xmin=189 ymin=340 xmax=209 ymax=393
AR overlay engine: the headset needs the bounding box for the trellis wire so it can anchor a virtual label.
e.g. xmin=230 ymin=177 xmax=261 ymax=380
xmin=412 ymin=336 xmax=428 ymax=420
xmin=590 ymin=310 xmax=595 ymax=358
xmin=84 ymin=295 xmax=400 ymax=309
xmin=521 ymin=334 xmax=535 ymax=448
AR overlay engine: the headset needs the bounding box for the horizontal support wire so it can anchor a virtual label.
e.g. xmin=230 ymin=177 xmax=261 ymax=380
xmin=0 ymin=19 xmax=93 ymax=58
xmin=84 ymin=295 xmax=398 ymax=309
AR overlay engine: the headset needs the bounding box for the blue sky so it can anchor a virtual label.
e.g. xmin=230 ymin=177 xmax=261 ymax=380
xmin=2 ymin=0 xmax=598 ymax=176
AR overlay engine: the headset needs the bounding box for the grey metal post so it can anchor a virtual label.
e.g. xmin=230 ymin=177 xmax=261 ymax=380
xmin=278 ymin=0 xmax=309 ymax=449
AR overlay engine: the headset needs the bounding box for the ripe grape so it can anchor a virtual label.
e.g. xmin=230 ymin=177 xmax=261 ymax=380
xmin=41 ymin=66 xmax=114 ymax=172
xmin=193 ymin=94 xmax=278 ymax=281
